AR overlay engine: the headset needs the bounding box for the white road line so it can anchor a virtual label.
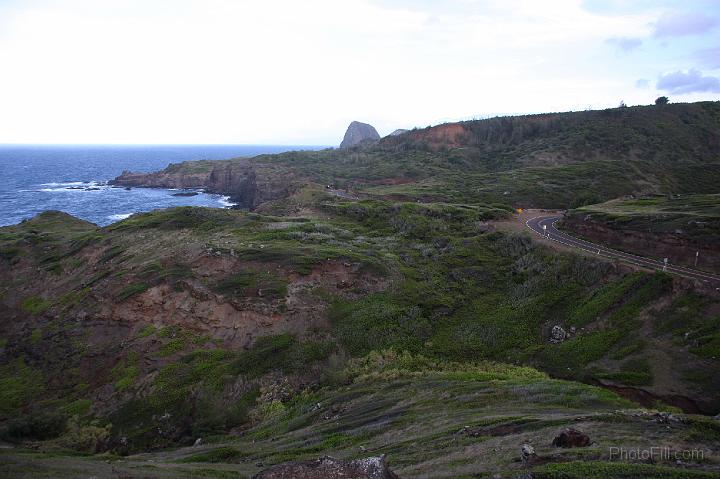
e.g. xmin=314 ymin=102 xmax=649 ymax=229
xmin=549 ymin=219 xmax=718 ymax=279
xmin=524 ymin=215 xmax=720 ymax=284
xmin=546 ymin=219 xmax=720 ymax=282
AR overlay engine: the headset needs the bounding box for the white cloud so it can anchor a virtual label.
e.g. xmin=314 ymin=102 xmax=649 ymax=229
xmin=0 ymin=0 xmax=711 ymax=144
xmin=653 ymin=11 xmax=717 ymax=37
xmin=657 ymin=69 xmax=720 ymax=94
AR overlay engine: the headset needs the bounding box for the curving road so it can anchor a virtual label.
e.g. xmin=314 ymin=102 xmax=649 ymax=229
xmin=526 ymin=215 xmax=720 ymax=285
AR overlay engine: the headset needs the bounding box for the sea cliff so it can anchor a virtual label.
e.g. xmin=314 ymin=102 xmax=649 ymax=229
xmin=111 ymin=159 xmax=295 ymax=209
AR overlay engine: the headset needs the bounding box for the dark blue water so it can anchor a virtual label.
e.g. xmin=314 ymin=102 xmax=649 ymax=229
xmin=0 ymin=145 xmax=321 ymax=227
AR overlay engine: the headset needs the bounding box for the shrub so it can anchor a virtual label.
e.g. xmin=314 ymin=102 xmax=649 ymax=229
xmin=60 ymin=399 xmax=92 ymax=416
xmin=232 ymin=334 xmax=296 ymax=377
xmin=158 ymin=338 xmax=186 ymax=357
xmin=0 ymin=358 xmax=44 ymax=416
xmin=109 ymin=207 xmax=238 ymax=232
xmin=137 ymin=325 xmax=157 ymax=338
xmin=0 ymin=246 xmax=21 ymax=261
xmin=344 ymin=349 xmax=547 ymax=382
xmin=57 ymin=416 xmax=111 ymax=453
xmin=251 ymin=400 xmax=288 ymax=424
xmin=112 ymin=355 xmax=140 ymax=392
xmin=20 ymin=296 xmax=52 ymax=314
xmin=597 ymin=358 xmax=653 ymax=386
xmin=213 ymin=271 xmax=287 ymax=301
xmin=30 ymin=328 xmax=42 ymax=344
xmin=329 ymin=294 xmax=430 ymax=355
xmin=0 ymin=412 xmax=67 ymax=442
xmin=99 ymin=245 xmax=125 ymax=263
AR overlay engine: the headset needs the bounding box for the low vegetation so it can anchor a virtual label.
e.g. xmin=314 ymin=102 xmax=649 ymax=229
xmin=1 ymin=101 xmax=720 ymax=477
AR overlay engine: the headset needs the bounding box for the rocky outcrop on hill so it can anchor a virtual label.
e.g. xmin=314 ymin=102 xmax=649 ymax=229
xmin=110 ymin=159 xmax=295 ymax=209
xmin=388 ymin=129 xmax=409 ymax=137
xmin=340 ymin=121 xmax=381 ymax=148
xmin=253 ymin=455 xmax=400 ymax=479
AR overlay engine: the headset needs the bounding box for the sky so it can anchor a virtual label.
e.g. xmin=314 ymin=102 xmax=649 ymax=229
xmin=0 ymin=0 xmax=718 ymax=145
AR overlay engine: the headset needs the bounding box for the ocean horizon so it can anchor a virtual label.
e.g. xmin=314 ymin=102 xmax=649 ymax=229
xmin=0 ymin=144 xmax=327 ymax=227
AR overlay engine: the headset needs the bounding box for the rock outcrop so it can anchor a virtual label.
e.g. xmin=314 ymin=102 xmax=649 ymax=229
xmin=520 ymin=444 xmax=537 ymax=465
xmin=253 ymin=455 xmax=400 ymax=479
xmin=110 ymin=159 xmax=295 ymax=210
xmin=551 ymin=428 xmax=591 ymax=448
xmin=549 ymin=325 xmax=568 ymax=343
xmin=388 ymin=129 xmax=409 ymax=137
xmin=111 ymin=169 xmax=210 ymax=190
xmin=340 ymin=121 xmax=381 ymax=148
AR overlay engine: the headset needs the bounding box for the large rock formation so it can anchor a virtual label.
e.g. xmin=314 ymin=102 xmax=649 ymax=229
xmin=340 ymin=121 xmax=381 ymax=148
xmin=253 ymin=455 xmax=400 ymax=479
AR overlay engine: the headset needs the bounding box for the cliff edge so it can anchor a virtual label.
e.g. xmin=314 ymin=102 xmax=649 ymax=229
xmin=110 ymin=159 xmax=295 ymax=209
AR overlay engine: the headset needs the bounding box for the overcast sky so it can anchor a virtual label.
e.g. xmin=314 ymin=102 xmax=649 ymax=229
xmin=0 ymin=0 xmax=718 ymax=145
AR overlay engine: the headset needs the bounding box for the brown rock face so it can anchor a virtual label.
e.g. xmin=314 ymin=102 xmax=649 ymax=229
xmin=253 ymin=455 xmax=400 ymax=479
xmin=551 ymin=428 xmax=591 ymax=448
xmin=380 ymin=122 xmax=468 ymax=151
xmin=207 ymin=162 xmax=257 ymax=207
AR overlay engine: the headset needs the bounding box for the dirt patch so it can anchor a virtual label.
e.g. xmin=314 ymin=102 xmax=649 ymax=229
xmin=424 ymin=123 xmax=467 ymax=149
xmin=97 ymin=257 xmax=389 ymax=348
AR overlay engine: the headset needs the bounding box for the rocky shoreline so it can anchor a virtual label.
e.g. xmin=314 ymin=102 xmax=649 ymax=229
xmin=110 ymin=159 xmax=296 ymax=210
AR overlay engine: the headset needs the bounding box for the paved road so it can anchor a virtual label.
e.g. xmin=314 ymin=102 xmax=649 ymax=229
xmin=526 ymin=215 xmax=720 ymax=285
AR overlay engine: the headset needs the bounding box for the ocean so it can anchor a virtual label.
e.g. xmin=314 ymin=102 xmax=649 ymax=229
xmin=0 ymin=145 xmax=322 ymax=227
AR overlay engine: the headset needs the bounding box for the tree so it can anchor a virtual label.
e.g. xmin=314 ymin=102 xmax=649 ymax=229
xmin=655 ymin=96 xmax=669 ymax=105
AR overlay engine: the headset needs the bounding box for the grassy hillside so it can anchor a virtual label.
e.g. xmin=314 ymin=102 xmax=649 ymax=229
xmin=569 ymin=194 xmax=720 ymax=239
xmin=113 ymin=102 xmax=720 ymax=210
xmin=4 ymin=359 xmax=720 ymax=478
xmin=3 ymin=101 xmax=720 ymax=477
xmin=1 ymin=187 xmax=720 ymax=476
xmin=234 ymin=102 xmax=720 ymax=208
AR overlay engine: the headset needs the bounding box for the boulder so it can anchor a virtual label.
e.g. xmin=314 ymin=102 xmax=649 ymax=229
xmin=340 ymin=121 xmax=381 ymax=148
xmin=549 ymin=325 xmax=568 ymax=343
xmin=253 ymin=455 xmax=400 ymax=479
xmin=551 ymin=428 xmax=591 ymax=448
xmin=520 ymin=443 xmax=537 ymax=465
